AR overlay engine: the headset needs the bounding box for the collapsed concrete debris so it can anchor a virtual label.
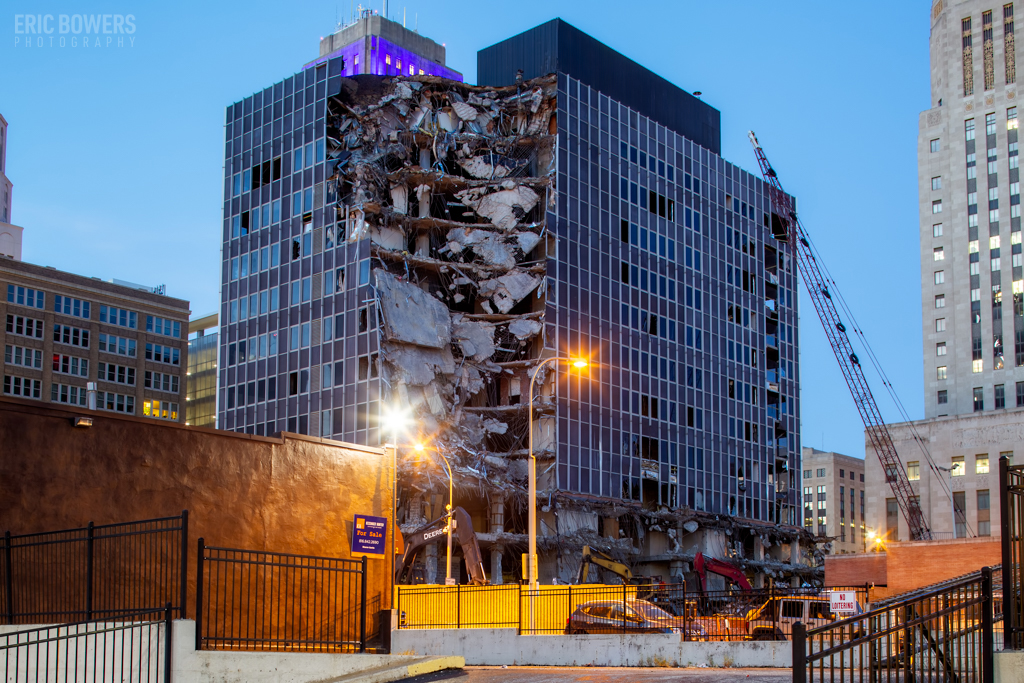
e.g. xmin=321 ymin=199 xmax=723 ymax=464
xmin=324 ymin=73 xmax=825 ymax=588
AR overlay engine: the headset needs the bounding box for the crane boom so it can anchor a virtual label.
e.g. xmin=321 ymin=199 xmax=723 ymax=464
xmin=747 ymin=131 xmax=931 ymax=542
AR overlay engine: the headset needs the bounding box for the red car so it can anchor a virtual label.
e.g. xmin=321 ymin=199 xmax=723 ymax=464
xmin=565 ymin=599 xmax=706 ymax=639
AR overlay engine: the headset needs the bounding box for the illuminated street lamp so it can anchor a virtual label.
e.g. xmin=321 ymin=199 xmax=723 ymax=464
xmin=415 ymin=442 xmax=455 ymax=584
xmin=527 ymin=356 xmax=588 ymax=589
xmin=381 ymin=404 xmax=413 ymax=591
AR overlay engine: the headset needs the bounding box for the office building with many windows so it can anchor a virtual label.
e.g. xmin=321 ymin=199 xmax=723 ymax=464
xmin=1 ymin=258 xmax=189 ymax=421
xmin=187 ymin=312 xmax=218 ymax=428
xmin=218 ymin=19 xmax=809 ymax=585
xmin=0 ymin=112 xmax=23 ymax=261
xmin=801 ymin=448 xmax=866 ymax=554
xmin=920 ymin=0 xmax=1024 ymax=416
xmin=867 ymin=0 xmax=1019 ymax=542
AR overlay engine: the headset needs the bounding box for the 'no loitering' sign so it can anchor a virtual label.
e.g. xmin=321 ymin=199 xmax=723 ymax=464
xmin=830 ymin=590 xmax=858 ymax=614
xmin=351 ymin=514 xmax=388 ymax=559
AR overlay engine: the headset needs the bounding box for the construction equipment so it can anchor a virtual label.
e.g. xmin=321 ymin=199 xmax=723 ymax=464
xmin=693 ymin=552 xmax=753 ymax=592
xmin=574 ymin=545 xmax=633 ymax=584
xmin=394 ymin=506 xmax=489 ymax=585
xmin=748 ymin=131 xmax=931 ymax=541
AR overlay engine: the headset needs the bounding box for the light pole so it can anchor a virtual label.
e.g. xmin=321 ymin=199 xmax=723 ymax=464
xmin=415 ymin=442 xmax=455 ymax=584
xmin=527 ymin=356 xmax=588 ymax=589
xmin=382 ymin=405 xmax=412 ymax=595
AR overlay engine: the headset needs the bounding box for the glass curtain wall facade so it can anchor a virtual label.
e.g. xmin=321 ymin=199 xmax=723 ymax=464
xmin=187 ymin=330 xmax=218 ymax=427
xmin=550 ymin=74 xmax=800 ymax=521
xmin=219 ymin=59 xmax=379 ymax=441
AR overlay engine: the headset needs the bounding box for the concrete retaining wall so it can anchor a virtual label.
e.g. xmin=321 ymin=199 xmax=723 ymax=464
xmin=391 ymin=628 xmax=791 ymax=667
xmin=995 ymin=651 xmax=1024 ymax=683
xmin=171 ymin=620 xmax=423 ymax=682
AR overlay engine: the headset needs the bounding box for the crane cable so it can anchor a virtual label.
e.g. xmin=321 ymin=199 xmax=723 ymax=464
xmin=797 ymin=226 xmax=974 ymax=537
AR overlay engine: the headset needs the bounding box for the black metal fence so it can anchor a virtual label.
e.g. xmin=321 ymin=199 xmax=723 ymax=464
xmin=395 ymin=582 xmax=865 ymax=640
xmin=1 ymin=512 xmax=189 ymax=624
xmin=1000 ymin=454 xmax=1024 ymax=650
xmin=196 ymin=538 xmax=368 ymax=653
xmin=794 ymin=566 xmax=998 ymax=683
xmin=0 ymin=606 xmax=172 ymax=682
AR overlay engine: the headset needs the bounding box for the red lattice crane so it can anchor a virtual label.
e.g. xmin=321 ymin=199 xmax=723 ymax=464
xmin=748 ymin=131 xmax=931 ymax=541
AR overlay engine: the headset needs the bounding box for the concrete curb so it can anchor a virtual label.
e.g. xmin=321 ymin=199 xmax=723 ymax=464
xmin=316 ymin=655 xmax=466 ymax=683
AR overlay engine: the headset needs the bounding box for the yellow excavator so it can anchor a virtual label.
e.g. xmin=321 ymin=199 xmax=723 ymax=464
xmin=574 ymin=546 xmax=633 ymax=584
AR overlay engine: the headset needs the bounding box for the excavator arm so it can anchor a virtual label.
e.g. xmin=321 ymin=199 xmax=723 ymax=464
xmin=574 ymin=546 xmax=633 ymax=584
xmin=395 ymin=506 xmax=489 ymax=585
xmin=694 ymin=552 xmax=752 ymax=592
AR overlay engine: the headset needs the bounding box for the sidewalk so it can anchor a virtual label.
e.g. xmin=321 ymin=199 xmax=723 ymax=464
xmin=317 ymin=656 xmax=466 ymax=683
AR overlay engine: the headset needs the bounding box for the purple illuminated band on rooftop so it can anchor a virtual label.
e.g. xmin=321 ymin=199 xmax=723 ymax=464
xmin=303 ymin=35 xmax=463 ymax=81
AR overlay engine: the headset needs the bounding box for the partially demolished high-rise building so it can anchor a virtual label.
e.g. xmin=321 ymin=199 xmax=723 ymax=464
xmin=218 ymin=18 xmax=814 ymax=587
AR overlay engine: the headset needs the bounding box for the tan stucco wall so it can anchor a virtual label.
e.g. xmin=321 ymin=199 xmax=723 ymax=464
xmin=0 ymin=396 xmax=394 ymax=619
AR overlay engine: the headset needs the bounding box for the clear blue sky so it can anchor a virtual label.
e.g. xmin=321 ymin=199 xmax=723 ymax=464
xmin=3 ymin=1 xmax=929 ymax=460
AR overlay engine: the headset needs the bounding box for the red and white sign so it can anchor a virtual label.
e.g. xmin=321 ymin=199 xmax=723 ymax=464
xmin=830 ymin=590 xmax=858 ymax=614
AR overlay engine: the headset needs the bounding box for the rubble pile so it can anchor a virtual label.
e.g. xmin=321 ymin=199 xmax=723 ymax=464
xmin=325 ymin=73 xmax=824 ymax=585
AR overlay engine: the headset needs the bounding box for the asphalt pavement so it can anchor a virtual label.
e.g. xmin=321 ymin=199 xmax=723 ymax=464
xmin=405 ymin=666 xmax=792 ymax=683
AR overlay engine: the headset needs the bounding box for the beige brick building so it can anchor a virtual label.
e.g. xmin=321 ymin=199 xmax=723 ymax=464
xmin=1 ymin=257 xmax=190 ymax=422
xmin=801 ymin=448 xmax=867 ymax=554
xmin=865 ymin=413 xmax=1010 ymax=542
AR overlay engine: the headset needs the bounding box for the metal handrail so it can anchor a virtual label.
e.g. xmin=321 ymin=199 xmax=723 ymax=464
xmin=807 ymin=568 xmax=992 ymax=639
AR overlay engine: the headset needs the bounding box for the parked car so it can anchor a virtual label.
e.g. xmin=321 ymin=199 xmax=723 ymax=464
xmin=745 ymin=595 xmax=863 ymax=640
xmin=565 ymin=599 xmax=707 ymax=639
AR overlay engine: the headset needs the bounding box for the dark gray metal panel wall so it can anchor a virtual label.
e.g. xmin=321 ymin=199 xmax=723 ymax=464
xmin=477 ymin=18 xmax=721 ymax=155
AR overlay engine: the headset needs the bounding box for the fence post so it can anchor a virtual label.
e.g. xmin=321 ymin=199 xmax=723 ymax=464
xmin=517 ymin=583 xmax=523 ymax=635
xmin=682 ymin=583 xmax=687 ymax=641
xmin=359 ymin=555 xmax=367 ymax=653
xmin=622 ymin=582 xmax=627 ymax=633
xmin=868 ymin=614 xmax=877 ymax=683
xmin=902 ymin=604 xmax=913 ymax=683
xmin=981 ymin=566 xmax=994 ymax=683
xmin=164 ymin=602 xmax=173 ymax=682
xmin=3 ymin=531 xmax=12 ymax=625
xmin=792 ymin=621 xmax=806 ymax=683
xmin=194 ymin=538 xmax=204 ymax=652
xmin=999 ymin=455 xmax=1015 ymax=649
xmin=179 ymin=510 xmax=189 ymax=619
xmin=567 ymin=584 xmax=571 ymax=635
xmin=85 ymin=521 xmax=94 ymax=621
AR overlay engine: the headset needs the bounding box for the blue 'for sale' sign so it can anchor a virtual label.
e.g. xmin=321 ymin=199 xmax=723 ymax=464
xmin=351 ymin=514 xmax=388 ymax=558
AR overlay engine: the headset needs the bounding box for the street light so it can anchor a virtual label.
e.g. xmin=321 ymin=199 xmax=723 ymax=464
xmin=415 ymin=441 xmax=455 ymax=584
xmin=381 ymin=404 xmax=413 ymax=595
xmin=527 ymin=356 xmax=588 ymax=589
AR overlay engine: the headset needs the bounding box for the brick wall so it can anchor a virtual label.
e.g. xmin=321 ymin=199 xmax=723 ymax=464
xmin=824 ymin=552 xmax=887 ymax=588
xmin=886 ymin=537 xmax=1002 ymax=594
